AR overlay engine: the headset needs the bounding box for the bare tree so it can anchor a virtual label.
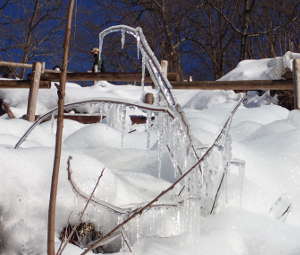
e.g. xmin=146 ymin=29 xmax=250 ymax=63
xmin=0 ymin=0 xmax=67 ymax=77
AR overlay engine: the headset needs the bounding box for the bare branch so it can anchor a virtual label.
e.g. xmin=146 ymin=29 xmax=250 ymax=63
xmin=206 ymin=0 xmax=300 ymax=38
xmin=0 ymin=0 xmax=10 ymax=10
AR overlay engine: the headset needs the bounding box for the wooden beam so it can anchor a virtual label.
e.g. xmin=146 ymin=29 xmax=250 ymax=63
xmin=0 ymin=60 xmax=57 ymax=73
xmin=0 ymin=80 xmax=50 ymax=88
xmin=0 ymin=60 xmax=33 ymax=69
xmin=40 ymin=71 xmax=178 ymax=82
xmin=293 ymin=59 xmax=300 ymax=109
xmin=171 ymin=80 xmax=293 ymax=90
xmin=26 ymin=62 xmax=43 ymax=121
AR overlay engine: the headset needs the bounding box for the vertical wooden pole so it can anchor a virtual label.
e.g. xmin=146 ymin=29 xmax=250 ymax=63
xmin=26 ymin=62 xmax=42 ymax=121
xmin=161 ymin=60 xmax=168 ymax=79
xmin=293 ymin=59 xmax=300 ymax=109
xmin=47 ymin=1 xmax=75 ymax=255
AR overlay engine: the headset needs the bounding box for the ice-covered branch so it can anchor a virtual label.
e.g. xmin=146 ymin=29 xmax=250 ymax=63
xmin=79 ymin=95 xmax=245 ymax=255
xmin=14 ymin=98 xmax=176 ymax=149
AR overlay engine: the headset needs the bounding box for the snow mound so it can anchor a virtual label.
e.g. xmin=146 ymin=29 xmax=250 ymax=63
xmin=219 ymin=51 xmax=300 ymax=81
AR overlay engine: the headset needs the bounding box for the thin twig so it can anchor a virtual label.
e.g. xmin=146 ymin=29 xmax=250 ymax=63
xmin=56 ymin=158 xmax=105 ymax=255
xmin=121 ymin=228 xmax=132 ymax=253
xmin=280 ymin=204 xmax=292 ymax=219
xmin=166 ymin=145 xmax=183 ymax=176
xmin=79 ymin=95 xmax=245 ymax=255
xmin=210 ymin=171 xmax=226 ymax=215
xmin=206 ymin=0 xmax=300 ymax=37
xmin=56 ymin=212 xmax=73 ymax=253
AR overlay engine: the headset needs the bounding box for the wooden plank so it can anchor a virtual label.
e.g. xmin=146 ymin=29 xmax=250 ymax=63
xmin=26 ymin=62 xmax=42 ymax=121
xmin=293 ymin=59 xmax=300 ymax=109
xmin=171 ymin=79 xmax=293 ymax=90
xmin=0 ymin=80 xmax=50 ymax=88
xmin=40 ymin=71 xmax=178 ymax=82
xmin=38 ymin=114 xmax=148 ymax=125
xmin=0 ymin=60 xmax=54 ymax=73
xmin=0 ymin=60 xmax=33 ymax=69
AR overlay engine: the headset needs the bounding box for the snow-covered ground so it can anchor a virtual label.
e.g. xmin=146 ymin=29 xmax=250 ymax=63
xmin=0 ymin=52 xmax=300 ymax=254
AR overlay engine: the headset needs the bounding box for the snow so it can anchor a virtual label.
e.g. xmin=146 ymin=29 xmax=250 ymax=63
xmin=0 ymin=49 xmax=300 ymax=254
xmin=219 ymin=51 xmax=300 ymax=81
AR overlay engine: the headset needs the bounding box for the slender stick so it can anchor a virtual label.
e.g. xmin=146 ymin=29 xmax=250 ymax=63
xmin=47 ymin=1 xmax=75 ymax=255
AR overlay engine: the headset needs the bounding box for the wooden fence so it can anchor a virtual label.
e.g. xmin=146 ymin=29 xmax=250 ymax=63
xmin=0 ymin=59 xmax=299 ymax=121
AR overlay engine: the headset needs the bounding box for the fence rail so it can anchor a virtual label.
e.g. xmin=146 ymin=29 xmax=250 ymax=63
xmin=39 ymin=71 xmax=178 ymax=82
xmin=171 ymin=79 xmax=293 ymax=90
xmin=0 ymin=59 xmax=300 ymax=121
xmin=0 ymin=80 xmax=50 ymax=89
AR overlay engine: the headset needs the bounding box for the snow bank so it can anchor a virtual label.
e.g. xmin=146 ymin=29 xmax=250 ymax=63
xmin=129 ymin=208 xmax=300 ymax=255
xmin=0 ymin=88 xmax=299 ymax=254
xmin=0 ymin=51 xmax=300 ymax=254
xmin=219 ymin=51 xmax=300 ymax=81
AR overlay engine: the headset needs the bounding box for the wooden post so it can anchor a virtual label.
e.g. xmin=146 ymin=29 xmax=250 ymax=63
xmin=144 ymin=92 xmax=154 ymax=104
xmin=293 ymin=59 xmax=300 ymax=109
xmin=47 ymin=0 xmax=75 ymax=255
xmin=161 ymin=60 xmax=168 ymax=78
xmin=26 ymin=62 xmax=42 ymax=121
xmin=154 ymin=60 xmax=168 ymax=89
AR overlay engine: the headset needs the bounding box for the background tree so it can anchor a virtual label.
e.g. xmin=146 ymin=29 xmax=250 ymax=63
xmin=0 ymin=0 xmax=66 ymax=77
xmin=0 ymin=0 xmax=299 ymax=81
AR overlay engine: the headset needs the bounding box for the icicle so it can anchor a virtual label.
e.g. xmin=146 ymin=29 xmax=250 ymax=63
xmin=145 ymin=111 xmax=151 ymax=149
xmin=50 ymin=111 xmax=55 ymax=134
xmin=121 ymin=29 xmax=125 ymax=49
xmin=135 ymin=215 xmax=142 ymax=244
xmin=176 ymin=206 xmax=182 ymax=234
xmin=112 ymin=103 xmax=117 ymax=127
xmin=141 ymin=53 xmax=146 ymax=96
xmin=99 ymin=103 xmax=104 ymax=123
xmin=156 ymin=112 xmax=164 ymax=178
xmin=121 ymin=105 xmax=127 ymax=148
xmin=236 ymin=159 xmax=246 ymax=207
xmin=136 ymin=36 xmax=140 ymax=59
xmin=117 ymin=215 xmax=126 ymax=251
xmin=106 ymin=103 xmax=112 ymax=126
